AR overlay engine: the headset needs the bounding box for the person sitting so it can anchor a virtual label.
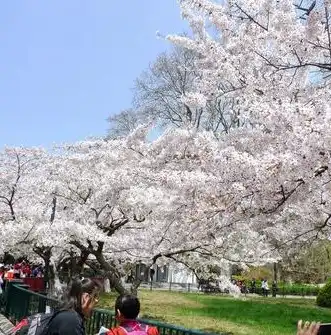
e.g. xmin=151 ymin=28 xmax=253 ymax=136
xmin=107 ymin=295 xmax=159 ymax=335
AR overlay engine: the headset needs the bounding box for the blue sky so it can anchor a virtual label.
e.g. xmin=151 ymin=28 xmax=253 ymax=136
xmin=0 ymin=1 xmax=188 ymax=149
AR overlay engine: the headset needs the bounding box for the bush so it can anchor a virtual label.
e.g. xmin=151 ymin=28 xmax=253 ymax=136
xmin=278 ymin=284 xmax=320 ymax=297
xmin=317 ymin=280 xmax=331 ymax=307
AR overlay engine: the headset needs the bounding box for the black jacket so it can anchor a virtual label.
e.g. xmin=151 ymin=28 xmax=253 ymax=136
xmin=47 ymin=310 xmax=85 ymax=335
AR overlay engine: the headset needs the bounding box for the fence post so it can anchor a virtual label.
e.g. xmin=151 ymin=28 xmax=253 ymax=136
xmin=4 ymin=281 xmax=13 ymax=317
xmin=95 ymin=310 xmax=101 ymax=333
xmin=21 ymin=288 xmax=31 ymax=320
xmin=38 ymin=292 xmax=47 ymax=313
xmin=169 ymin=282 xmax=172 ymax=291
xmin=188 ymin=283 xmax=191 ymax=293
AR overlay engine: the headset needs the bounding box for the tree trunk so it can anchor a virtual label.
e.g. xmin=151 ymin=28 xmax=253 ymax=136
xmin=33 ymin=246 xmax=52 ymax=292
xmin=3 ymin=252 xmax=15 ymax=265
xmin=94 ymin=251 xmax=128 ymax=295
xmin=273 ymin=262 xmax=278 ymax=282
xmin=76 ymin=249 xmax=90 ymax=276
xmin=130 ymin=279 xmax=142 ymax=296
xmin=129 ymin=265 xmax=151 ymax=296
xmin=44 ymin=257 xmax=51 ymax=290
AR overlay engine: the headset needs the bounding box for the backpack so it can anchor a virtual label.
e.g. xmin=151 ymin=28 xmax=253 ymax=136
xmin=11 ymin=311 xmax=61 ymax=335
xmin=119 ymin=323 xmax=149 ymax=335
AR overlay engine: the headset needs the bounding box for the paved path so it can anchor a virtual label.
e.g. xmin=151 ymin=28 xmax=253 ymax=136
xmin=139 ymin=284 xmax=317 ymax=300
xmin=244 ymin=293 xmax=316 ymax=300
xmin=0 ymin=314 xmax=13 ymax=335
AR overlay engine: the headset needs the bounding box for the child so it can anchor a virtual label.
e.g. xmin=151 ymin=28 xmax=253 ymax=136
xmin=107 ymin=295 xmax=158 ymax=335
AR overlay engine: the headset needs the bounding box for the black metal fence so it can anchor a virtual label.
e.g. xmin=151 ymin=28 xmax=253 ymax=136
xmin=140 ymin=281 xmax=319 ymax=297
xmin=3 ymin=283 xmax=228 ymax=335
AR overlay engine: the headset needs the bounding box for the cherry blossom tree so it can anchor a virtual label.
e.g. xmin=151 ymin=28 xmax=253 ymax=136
xmin=164 ymin=0 xmax=331 ymax=250
xmin=3 ymin=1 xmax=331 ymax=296
xmin=67 ymin=128 xmax=282 ymax=292
xmin=0 ymin=148 xmax=47 ymax=253
xmin=0 ymin=125 xmax=278 ymax=295
xmin=108 ymin=45 xmax=243 ymax=140
xmin=12 ymin=0 xmax=331 ymax=286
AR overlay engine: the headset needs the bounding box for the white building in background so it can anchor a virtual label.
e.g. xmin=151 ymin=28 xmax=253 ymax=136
xmin=135 ymin=263 xmax=198 ymax=284
xmin=134 ymin=261 xmax=233 ymax=286
xmin=168 ymin=265 xmax=197 ymax=284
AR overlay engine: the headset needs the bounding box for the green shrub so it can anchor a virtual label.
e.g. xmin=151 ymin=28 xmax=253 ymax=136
xmin=231 ymin=275 xmax=320 ymax=296
xmin=317 ymin=280 xmax=331 ymax=307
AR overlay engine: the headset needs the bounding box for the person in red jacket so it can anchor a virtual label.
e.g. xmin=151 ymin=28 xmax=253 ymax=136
xmin=22 ymin=263 xmax=32 ymax=277
xmin=13 ymin=262 xmax=22 ymax=279
xmin=107 ymin=295 xmax=158 ymax=335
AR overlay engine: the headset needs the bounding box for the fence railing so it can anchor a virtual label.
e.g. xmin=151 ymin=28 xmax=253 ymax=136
xmin=139 ymin=281 xmax=199 ymax=293
xmin=4 ymin=284 xmax=228 ymax=335
xmin=242 ymin=286 xmax=319 ymax=297
xmin=4 ymin=282 xmax=59 ymax=323
xmin=139 ymin=281 xmax=319 ymax=297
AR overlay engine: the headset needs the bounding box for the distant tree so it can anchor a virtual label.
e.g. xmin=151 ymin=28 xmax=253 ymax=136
xmin=107 ymin=46 xmax=242 ymax=139
xmin=279 ymin=241 xmax=331 ymax=283
xmin=107 ymin=109 xmax=141 ymax=139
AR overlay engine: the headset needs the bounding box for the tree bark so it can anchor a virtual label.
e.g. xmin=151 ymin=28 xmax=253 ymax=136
xmin=273 ymin=262 xmax=278 ymax=282
xmin=33 ymin=246 xmax=52 ymax=291
xmin=76 ymin=249 xmax=89 ymax=275
xmin=44 ymin=257 xmax=51 ymax=290
xmin=93 ymin=251 xmax=128 ymax=295
xmin=130 ymin=278 xmax=142 ymax=296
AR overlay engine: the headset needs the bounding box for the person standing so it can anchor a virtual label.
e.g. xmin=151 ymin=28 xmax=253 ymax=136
xmin=12 ymin=277 xmax=101 ymax=335
xmin=0 ymin=266 xmax=5 ymax=292
xmin=261 ymin=279 xmax=266 ymax=296
xmin=13 ymin=262 xmax=21 ymax=279
xmin=47 ymin=278 xmax=101 ymax=335
xmin=264 ymin=279 xmax=269 ymax=297
xmin=272 ymin=281 xmax=277 ymax=297
xmin=251 ymin=278 xmax=256 ymax=294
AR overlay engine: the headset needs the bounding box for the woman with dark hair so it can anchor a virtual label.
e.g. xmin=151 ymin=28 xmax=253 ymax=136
xmin=47 ymin=277 xmax=101 ymax=335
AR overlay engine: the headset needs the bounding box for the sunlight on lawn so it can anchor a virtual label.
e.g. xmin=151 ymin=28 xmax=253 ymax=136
xmin=98 ymin=290 xmax=331 ymax=335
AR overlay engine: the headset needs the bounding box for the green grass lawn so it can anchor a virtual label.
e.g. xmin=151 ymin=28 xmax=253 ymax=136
xmin=98 ymin=290 xmax=331 ymax=335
